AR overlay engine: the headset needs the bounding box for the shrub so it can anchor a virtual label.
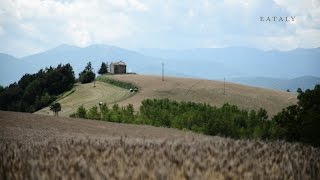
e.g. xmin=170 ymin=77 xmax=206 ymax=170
xmin=79 ymin=71 xmax=95 ymax=84
xmin=87 ymin=106 xmax=100 ymax=120
xmin=76 ymin=105 xmax=87 ymax=118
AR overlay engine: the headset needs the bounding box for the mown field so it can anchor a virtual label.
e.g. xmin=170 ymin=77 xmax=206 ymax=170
xmin=35 ymin=81 xmax=133 ymax=117
xmin=1 ymin=111 xmax=319 ymax=179
xmin=104 ymin=74 xmax=297 ymax=116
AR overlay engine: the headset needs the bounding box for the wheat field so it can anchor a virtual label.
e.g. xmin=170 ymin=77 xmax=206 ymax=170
xmin=1 ymin=111 xmax=319 ymax=179
xmin=107 ymin=74 xmax=297 ymax=116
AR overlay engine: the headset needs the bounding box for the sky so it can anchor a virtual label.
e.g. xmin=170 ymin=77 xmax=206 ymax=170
xmin=0 ymin=0 xmax=320 ymax=57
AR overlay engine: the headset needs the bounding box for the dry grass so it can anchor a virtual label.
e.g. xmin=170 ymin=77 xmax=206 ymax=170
xmin=35 ymin=81 xmax=133 ymax=117
xmin=108 ymin=74 xmax=297 ymax=116
xmin=1 ymin=111 xmax=319 ymax=179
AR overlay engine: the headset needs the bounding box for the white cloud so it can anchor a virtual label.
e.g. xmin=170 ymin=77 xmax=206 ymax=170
xmin=0 ymin=0 xmax=319 ymax=56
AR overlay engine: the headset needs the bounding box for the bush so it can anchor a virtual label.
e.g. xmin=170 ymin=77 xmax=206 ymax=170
xmin=79 ymin=71 xmax=95 ymax=84
xmin=79 ymin=61 xmax=96 ymax=84
xmin=96 ymin=76 xmax=137 ymax=90
xmin=76 ymin=105 xmax=87 ymax=118
xmin=87 ymin=106 xmax=100 ymax=120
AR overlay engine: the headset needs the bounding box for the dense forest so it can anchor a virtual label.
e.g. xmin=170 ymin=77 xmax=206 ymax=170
xmin=0 ymin=64 xmax=75 ymax=112
xmin=72 ymin=84 xmax=320 ymax=146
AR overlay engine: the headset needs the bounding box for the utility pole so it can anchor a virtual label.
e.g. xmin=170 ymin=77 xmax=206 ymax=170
xmin=162 ymin=62 xmax=164 ymax=81
xmin=223 ymin=77 xmax=225 ymax=95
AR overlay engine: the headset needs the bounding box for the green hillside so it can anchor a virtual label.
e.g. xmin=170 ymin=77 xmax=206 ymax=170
xmin=35 ymin=81 xmax=134 ymax=117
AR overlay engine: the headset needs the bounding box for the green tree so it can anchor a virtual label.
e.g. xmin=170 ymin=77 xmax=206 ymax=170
xmin=50 ymin=102 xmax=61 ymax=116
xmin=76 ymin=105 xmax=87 ymax=118
xmin=273 ymin=84 xmax=320 ymax=146
xmin=0 ymin=64 xmax=75 ymax=112
xmin=85 ymin=61 xmax=93 ymax=72
xmin=87 ymin=106 xmax=100 ymax=120
xmin=98 ymin=62 xmax=108 ymax=75
xmin=79 ymin=62 xmax=96 ymax=84
xmin=298 ymin=85 xmax=320 ymax=146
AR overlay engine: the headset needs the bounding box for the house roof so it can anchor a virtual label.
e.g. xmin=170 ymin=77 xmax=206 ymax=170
xmin=112 ymin=61 xmax=126 ymax=66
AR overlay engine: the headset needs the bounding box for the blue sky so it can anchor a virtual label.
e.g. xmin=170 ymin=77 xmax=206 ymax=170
xmin=0 ymin=0 xmax=320 ymax=57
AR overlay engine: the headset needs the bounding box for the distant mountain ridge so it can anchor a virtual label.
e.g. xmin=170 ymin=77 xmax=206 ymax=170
xmin=229 ymin=76 xmax=320 ymax=91
xmin=0 ymin=53 xmax=34 ymax=86
xmin=0 ymin=44 xmax=319 ymax=91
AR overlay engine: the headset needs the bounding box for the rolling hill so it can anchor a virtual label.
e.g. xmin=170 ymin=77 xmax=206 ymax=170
xmin=1 ymin=110 xmax=319 ymax=179
xmin=107 ymin=75 xmax=297 ymax=116
xmin=40 ymin=74 xmax=297 ymax=117
xmin=35 ymin=81 xmax=134 ymax=117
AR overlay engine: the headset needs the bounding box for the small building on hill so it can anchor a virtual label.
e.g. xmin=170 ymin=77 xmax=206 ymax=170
xmin=110 ymin=61 xmax=126 ymax=74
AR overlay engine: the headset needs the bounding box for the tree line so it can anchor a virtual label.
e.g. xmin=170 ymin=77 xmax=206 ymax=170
xmin=0 ymin=61 xmax=118 ymax=113
xmin=71 ymin=84 xmax=320 ymax=147
xmin=0 ymin=64 xmax=75 ymax=112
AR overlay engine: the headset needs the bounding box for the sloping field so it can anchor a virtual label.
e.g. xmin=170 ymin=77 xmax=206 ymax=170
xmin=1 ymin=111 xmax=319 ymax=179
xmin=106 ymin=74 xmax=297 ymax=116
xmin=35 ymin=81 xmax=133 ymax=117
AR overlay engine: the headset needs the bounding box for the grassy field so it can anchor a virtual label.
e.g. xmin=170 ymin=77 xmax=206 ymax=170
xmin=35 ymin=81 xmax=134 ymax=117
xmin=105 ymin=74 xmax=297 ymax=116
xmin=36 ymin=74 xmax=297 ymax=117
xmin=1 ymin=111 xmax=319 ymax=179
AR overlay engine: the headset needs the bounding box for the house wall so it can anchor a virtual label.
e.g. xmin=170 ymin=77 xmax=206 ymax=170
xmin=111 ymin=64 xmax=126 ymax=74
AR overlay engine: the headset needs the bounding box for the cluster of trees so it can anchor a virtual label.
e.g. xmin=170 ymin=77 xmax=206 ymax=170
xmin=139 ymin=99 xmax=273 ymax=139
xmin=273 ymin=85 xmax=320 ymax=146
xmin=70 ymin=103 xmax=134 ymax=123
xmin=72 ymin=84 xmax=320 ymax=146
xmin=79 ymin=61 xmax=110 ymax=84
xmin=0 ymin=64 xmax=75 ymax=112
xmin=79 ymin=62 xmax=96 ymax=84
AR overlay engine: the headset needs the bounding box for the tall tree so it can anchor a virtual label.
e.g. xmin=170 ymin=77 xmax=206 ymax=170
xmin=98 ymin=62 xmax=108 ymax=75
xmin=85 ymin=62 xmax=93 ymax=72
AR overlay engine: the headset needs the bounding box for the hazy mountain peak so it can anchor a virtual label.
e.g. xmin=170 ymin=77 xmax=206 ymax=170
xmin=0 ymin=53 xmax=17 ymax=60
xmin=51 ymin=44 xmax=81 ymax=52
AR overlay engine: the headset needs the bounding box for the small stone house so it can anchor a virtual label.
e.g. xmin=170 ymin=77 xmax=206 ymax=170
xmin=110 ymin=61 xmax=126 ymax=74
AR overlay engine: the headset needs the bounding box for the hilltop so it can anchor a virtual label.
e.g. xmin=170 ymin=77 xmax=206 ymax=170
xmin=106 ymin=74 xmax=297 ymax=116
xmin=36 ymin=74 xmax=297 ymax=117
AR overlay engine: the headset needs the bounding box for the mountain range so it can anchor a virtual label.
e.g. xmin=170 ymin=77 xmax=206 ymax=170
xmin=0 ymin=44 xmax=319 ymax=91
